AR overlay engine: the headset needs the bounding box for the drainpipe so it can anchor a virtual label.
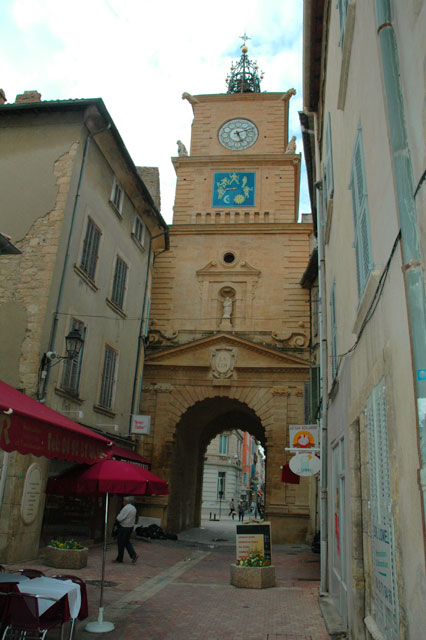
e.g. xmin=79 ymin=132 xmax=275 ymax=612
xmin=312 ymin=111 xmax=329 ymax=595
xmin=40 ymin=123 xmax=112 ymax=400
xmin=0 ymin=452 xmax=9 ymax=513
xmin=375 ymin=1 xmax=426 ymax=530
xmin=128 ymin=230 xmax=168 ymax=433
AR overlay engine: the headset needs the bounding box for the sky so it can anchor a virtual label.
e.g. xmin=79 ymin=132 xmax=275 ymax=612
xmin=0 ymin=0 xmax=310 ymax=224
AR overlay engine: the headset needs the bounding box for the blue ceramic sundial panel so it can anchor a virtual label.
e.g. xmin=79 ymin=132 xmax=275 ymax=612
xmin=212 ymin=171 xmax=256 ymax=208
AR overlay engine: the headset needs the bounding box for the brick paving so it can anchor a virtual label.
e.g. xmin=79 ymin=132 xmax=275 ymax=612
xmin=5 ymin=518 xmax=329 ymax=639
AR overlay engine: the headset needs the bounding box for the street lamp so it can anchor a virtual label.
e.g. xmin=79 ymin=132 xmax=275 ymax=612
xmin=45 ymin=328 xmax=84 ymax=363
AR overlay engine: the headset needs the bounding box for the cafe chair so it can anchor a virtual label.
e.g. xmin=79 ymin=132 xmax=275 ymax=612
xmin=2 ymin=591 xmax=65 ymax=639
xmin=14 ymin=569 xmax=45 ymax=579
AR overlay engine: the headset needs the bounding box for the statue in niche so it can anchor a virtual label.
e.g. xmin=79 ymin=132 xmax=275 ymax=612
xmin=222 ymin=296 xmax=233 ymax=319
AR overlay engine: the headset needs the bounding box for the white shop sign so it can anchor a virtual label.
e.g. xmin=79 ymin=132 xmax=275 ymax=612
xmin=130 ymin=415 xmax=151 ymax=435
xmin=289 ymin=424 xmax=319 ymax=449
xmin=289 ymin=452 xmax=321 ymax=476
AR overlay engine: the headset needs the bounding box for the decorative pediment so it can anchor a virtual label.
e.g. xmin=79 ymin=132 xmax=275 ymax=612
xmin=196 ymin=260 xmax=260 ymax=279
xmin=145 ymin=333 xmax=310 ymax=370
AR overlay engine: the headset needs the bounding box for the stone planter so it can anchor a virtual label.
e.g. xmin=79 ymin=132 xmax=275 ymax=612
xmin=230 ymin=564 xmax=275 ymax=589
xmin=44 ymin=545 xmax=88 ymax=570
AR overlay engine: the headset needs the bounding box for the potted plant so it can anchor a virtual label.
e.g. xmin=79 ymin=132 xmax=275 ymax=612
xmin=45 ymin=539 xmax=89 ymax=569
xmin=230 ymin=552 xmax=275 ymax=589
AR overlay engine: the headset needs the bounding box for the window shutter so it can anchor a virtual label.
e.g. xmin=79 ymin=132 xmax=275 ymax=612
xmin=330 ymin=281 xmax=338 ymax=379
xmin=351 ymin=128 xmax=372 ymax=297
xmin=366 ymin=378 xmax=399 ymax=637
xmin=325 ymin=113 xmax=334 ymax=202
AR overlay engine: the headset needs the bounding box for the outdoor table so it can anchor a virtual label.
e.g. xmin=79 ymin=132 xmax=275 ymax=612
xmin=0 ymin=573 xmax=30 ymax=584
xmin=18 ymin=576 xmax=81 ymax=618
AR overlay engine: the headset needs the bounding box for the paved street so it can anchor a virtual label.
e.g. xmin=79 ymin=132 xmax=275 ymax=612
xmin=6 ymin=518 xmax=329 ymax=639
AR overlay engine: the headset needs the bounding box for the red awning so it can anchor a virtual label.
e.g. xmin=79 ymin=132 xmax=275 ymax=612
xmin=0 ymin=380 xmax=112 ymax=464
xmin=107 ymin=444 xmax=151 ymax=468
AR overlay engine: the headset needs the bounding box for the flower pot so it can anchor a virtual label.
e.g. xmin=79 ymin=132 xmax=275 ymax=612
xmin=45 ymin=545 xmax=88 ymax=570
xmin=230 ymin=563 xmax=275 ymax=589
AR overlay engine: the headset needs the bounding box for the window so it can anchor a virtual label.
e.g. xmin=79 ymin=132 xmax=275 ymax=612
xmin=323 ymin=112 xmax=334 ymax=209
xmin=366 ymin=378 xmax=399 ymax=638
xmin=330 ymin=280 xmax=338 ymax=379
xmin=312 ymin=287 xmax=319 ymax=338
xmin=110 ymin=178 xmax=123 ymax=215
xmin=338 ymin=0 xmax=350 ymax=47
xmin=219 ymin=435 xmax=228 ymax=455
xmin=133 ymin=215 xmax=146 ymax=248
xmin=111 ymin=256 xmax=128 ymax=309
xmin=217 ymin=472 xmax=226 ymax=498
xmin=306 ymin=365 xmax=321 ymax=422
xmin=350 ymin=127 xmax=373 ymax=298
xmin=99 ymin=345 xmax=118 ymax=409
xmin=80 ymin=218 xmax=101 ymax=280
xmin=61 ymin=319 xmax=85 ymax=396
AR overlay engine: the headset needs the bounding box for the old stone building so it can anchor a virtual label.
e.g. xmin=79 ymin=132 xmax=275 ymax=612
xmin=138 ymin=44 xmax=314 ymax=544
xmin=0 ymin=92 xmax=168 ymax=561
xmin=301 ymin=1 xmax=426 ymax=637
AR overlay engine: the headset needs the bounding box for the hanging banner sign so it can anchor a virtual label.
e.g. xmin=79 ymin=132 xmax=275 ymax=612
xmin=289 ymin=424 xmax=319 ymax=449
xmin=130 ymin=415 xmax=151 ymax=435
xmin=289 ymin=452 xmax=321 ymax=476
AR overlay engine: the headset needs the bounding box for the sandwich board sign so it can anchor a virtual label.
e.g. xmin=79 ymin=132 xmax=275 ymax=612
xmin=236 ymin=522 xmax=272 ymax=563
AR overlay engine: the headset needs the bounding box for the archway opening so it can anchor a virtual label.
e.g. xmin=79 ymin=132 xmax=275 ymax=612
xmin=167 ymin=396 xmax=266 ymax=533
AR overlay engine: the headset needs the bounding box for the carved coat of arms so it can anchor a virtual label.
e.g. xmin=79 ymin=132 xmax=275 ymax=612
xmin=210 ymin=346 xmax=237 ymax=379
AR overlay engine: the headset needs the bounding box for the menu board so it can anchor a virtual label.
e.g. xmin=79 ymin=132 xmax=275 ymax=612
xmin=236 ymin=522 xmax=272 ymax=563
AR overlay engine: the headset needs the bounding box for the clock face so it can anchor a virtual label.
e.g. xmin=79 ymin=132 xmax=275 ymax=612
xmin=218 ymin=119 xmax=258 ymax=150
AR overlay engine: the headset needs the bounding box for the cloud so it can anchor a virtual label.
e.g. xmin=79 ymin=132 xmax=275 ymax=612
xmin=1 ymin=0 xmax=311 ymax=220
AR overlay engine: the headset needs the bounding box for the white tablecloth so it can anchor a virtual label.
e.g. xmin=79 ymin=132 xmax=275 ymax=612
xmin=0 ymin=573 xmax=30 ymax=583
xmin=18 ymin=577 xmax=81 ymax=617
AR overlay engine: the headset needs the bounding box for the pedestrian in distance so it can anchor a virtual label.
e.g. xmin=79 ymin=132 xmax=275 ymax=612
xmin=113 ymin=496 xmax=139 ymax=564
xmin=228 ymin=498 xmax=236 ymax=519
xmin=238 ymin=500 xmax=245 ymax=522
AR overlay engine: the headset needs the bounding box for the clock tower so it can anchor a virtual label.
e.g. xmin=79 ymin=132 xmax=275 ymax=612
xmin=141 ymin=42 xmax=314 ymax=543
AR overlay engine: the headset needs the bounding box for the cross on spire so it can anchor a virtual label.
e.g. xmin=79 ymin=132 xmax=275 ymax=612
xmin=239 ymin=32 xmax=251 ymax=45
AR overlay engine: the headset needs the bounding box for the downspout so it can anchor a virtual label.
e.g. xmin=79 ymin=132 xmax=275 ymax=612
xmin=129 ymin=229 xmax=168 ymax=433
xmin=375 ymin=1 xmax=426 ymax=530
xmin=313 ymin=111 xmax=329 ymax=595
xmin=41 ymin=123 xmax=112 ymax=399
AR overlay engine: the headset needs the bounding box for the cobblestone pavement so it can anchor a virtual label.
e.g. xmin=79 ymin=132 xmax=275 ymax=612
xmin=5 ymin=518 xmax=329 ymax=639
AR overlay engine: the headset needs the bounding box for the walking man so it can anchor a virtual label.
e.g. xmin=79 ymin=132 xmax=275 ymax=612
xmin=114 ymin=496 xmax=138 ymax=564
xmin=238 ymin=500 xmax=245 ymax=522
xmin=228 ymin=498 xmax=236 ymax=519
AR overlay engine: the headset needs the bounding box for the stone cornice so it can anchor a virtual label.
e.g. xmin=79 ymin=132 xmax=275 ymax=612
xmin=169 ymin=223 xmax=313 ymax=236
xmin=172 ymin=153 xmax=301 ymax=171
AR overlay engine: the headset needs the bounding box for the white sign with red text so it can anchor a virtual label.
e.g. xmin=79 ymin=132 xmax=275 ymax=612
xmin=130 ymin=415 xmax=151 ymax=435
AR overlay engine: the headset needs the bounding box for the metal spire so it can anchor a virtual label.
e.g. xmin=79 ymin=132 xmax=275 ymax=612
xmin=226 ymin=36 xmax=264 ymax=94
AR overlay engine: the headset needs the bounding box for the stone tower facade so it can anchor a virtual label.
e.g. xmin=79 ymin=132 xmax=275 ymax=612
xmin=139 ymin=68 xmax=313 ymax=543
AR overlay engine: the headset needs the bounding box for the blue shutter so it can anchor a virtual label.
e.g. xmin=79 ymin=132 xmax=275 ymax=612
xmin=350 ymin=128 xmax=372 ymax=297
xmin=366 ymin=378 xmax=399 ymax=638
xmin=325 ymin=112 xmax=334 ymax=203
xmin=338 ymin=0 xmax=349 ymax=47
xmin=330 ymin=280 xmax=338 ymax=379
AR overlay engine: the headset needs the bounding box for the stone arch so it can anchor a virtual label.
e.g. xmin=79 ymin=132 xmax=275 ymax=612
xmin=162 ymin=388 xmax=274 ymax=533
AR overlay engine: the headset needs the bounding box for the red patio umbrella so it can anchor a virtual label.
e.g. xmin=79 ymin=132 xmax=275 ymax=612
xmin=47 ymin=459 xmax=168 ymax=633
